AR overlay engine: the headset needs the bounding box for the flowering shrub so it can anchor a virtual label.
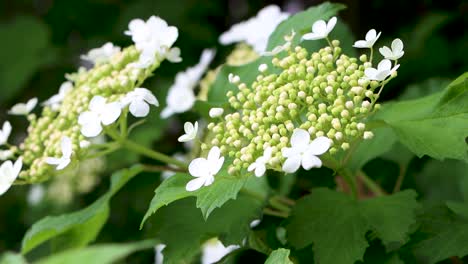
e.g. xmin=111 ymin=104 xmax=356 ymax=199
xmin=0 ymin=2 xmax=467 ymax=264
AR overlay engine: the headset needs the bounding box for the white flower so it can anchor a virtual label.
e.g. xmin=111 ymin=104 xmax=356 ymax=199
xmin=80 ymin=42 xmax=121 ymax=65
xmin=9 ymin=98 xmax=38 ymax=115
xmin=302 ymin=16 xmax=337 ymax=40
xmin=209 ymin=108 xmax=224 ymax=118
xmin=42 ymin=81 xmax=73 ymax=111
xmin=219 ymin=5 xmax=289 ymax=53
xmin=0 ymin=150 xmax=13 ymax=161
xmin=228 ymin=73 xmax=240 ymax=84
xmin=281 ymin=129 xmax=331 ymax=173
xmin=0 ymin=121 xmax=12 ymax=146
xmin=125 ymin=16 xmax=179 ymax=68
xmin=364 ymin=59 xmax=400 ymax=81
xmin=353 ymin=29 xmax=381 ymax=48
xmin=0 ymin=158 xmax=22 ymax=196
xmin=201 ymin=239 xmax=240 ymax=264
xmin=186 ymin=146 xmax=224 ymax=192
xmin=164 ymin=47 xmax=182 ymax=63
xmin=379 ymin=38 xmax=404 ymax=60
xmin=78 ymin=96 xmax=122 ymax=137
xmin=248 ymin=147 xmax=272 ymax=177
xmin=121 ymin=88 xmax=159 ymax=117
xmin=264 ymin=30 xmax=295 ymax=56
xmin=46 ymin=136 xmax=73 ymax=170
xmin=154 ymin=244 xmax=166 ymax=264
xmin=178 ymin=121 xmax=198 ymax=142
xmin=27 ymin=185 xmax=45 ymax=206
xmin=161 ymin=49 xmax=215 ymax=118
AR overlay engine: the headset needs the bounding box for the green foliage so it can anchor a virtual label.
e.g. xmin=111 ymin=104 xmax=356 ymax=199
xmin=35 ymin=240 xmax=155 ymax=264
xmin=287 ymin=188 xmax=419 ymax=264
xmin=376 ymin=72 xmax=468 ymax=161
xmin=266 ymin=2 xmax=346 ymax=50
xmin=265 ymin=248 xmax=293 ymax=264
xmin=21 ymin=166 xmax=143 ymax=254
xmin=0 ymin=253 xmax=27 ymax=264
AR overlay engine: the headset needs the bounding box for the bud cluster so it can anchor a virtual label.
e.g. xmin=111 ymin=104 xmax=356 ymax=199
xmin=206 ymin=40 xmax=383 ymax=175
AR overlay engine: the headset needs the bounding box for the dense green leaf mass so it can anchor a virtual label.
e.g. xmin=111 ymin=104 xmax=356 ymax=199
xmin=287 ymin=188 xmax=419 ymax=264
xmin=21 ymin=165 xmax=143 ymax=254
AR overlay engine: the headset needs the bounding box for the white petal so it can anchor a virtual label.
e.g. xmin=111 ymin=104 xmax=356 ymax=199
xmin=290 ymin=129 xmax=310 ymax=148
xmin=100 ymin=102 xmax=122 ymax=125
xmin=364 ymin=68 xmax=378 ymax=80
xmin=56 ymin=158 xmax=71 ymax=170
xmin=186 ymin=177 xmax=206 ymax=192
xmin=281 ymin=147 xmax=295 ymax=158
xmin=177 ymin=134 xmax=191 ymax=143
xmin=379 ymin=46 xmax=393 ymax=58
xmin=129 ymin=100 xmax=150 ymax=117
xmin=248 ymin=162 xmax=257 ymax=172
xmin=45 ymin=157 xmax=61 ymax=165
xmin=282 ymin=155 xmax=302 ymax=173
xmin=375 ymin=70 xmax=391 ymax=81
xmin=26 ymin=98 xmax=38 ymax=111
xmin=184 ymin=122 xmax=194 ymax=134
xmin=377 ymin=59 xmax=392 ymax=72
xmin=365 ymin=29 xmax=376 ymax=41
xmin=80 ymin=122 xmax=103 ymax=138
xmin=301 ymin=154 xmax=322 ymax=170
xmin=207 ymin=146 xmax=221 ymax=163
xmin=89 ymin=96 xmax=106 ymax=111
xmin=13 ymin=158 xmax=22 ymax=177
xmin=160 ymin=107 xmax=174 ymax=119
xmin=308 ymin=136 xmax=331 ymax=155
xmin=189 ymin=158 xmax=209 ymax=177
xmin=136 ymin=88 xmax=159 ymax=106
xmin=312 ymin=20 xmax=327 ymax=35
xmin=254 ymin=164 xmax=266 ymax=177
xmin=353 ymin=40 xmax=369 ymax=48
xmin=166 ymin=47 xmax=182 ymax=63
xmin=326 ymin=17 xmax=337 ymax=34
xmin=263 ymin=147 xmax=272 ymax=160
xmin=61 ymin=136 xmax=73 ymax=158
xmin=302 ymin=32 xmax=324 ymax=41
xmin=392 ymin=38 xmax=404 ymax=53
xmin=209 ymin=108 xmax=224 ymax=118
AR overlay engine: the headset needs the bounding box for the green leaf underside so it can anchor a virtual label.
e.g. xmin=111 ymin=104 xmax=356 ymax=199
xmin=21 ymin=165 xmax=143 ymax=254
xmin=287 ymin=188 xmax=419 ymax=264
xmin=265 ymin=248 xmax=293 ymax=264
xmin=376 ymin=72 xmax=468 ymax=161
xmin=267 ymin=2 xmax=346 ymax=51
xmin=152 ymin=196 xmax=264 ymax=263
xmin=35 ymin=240 xmax=155 ymax=264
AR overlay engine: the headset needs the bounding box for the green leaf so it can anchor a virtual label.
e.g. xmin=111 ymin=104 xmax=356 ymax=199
xmin=152 ymin=195 xmax=264 ymax=263
xmin=375 ymin=72 xmax=468 ymax=161
xmin=287 ymin=188 xmax=419 ymax=264
xmin=36 ymin=240 xmax=155 ymax=264
xmin=265 ymin=248 xmax=293 ymax=264
xmin=0 ymin=252 xmax=27 ymax=264
xmin=0 ymin=16 xmax=55 ymax=103
xmin=266 ymin=2 xmax=346 ymax=51
xmin=21 ymin=165 xmax=143 ymax=254
xmin=141 ymin=168 xmax=267 ymax=226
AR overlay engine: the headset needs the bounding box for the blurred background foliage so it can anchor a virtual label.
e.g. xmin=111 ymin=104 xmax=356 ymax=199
xmin=0 ymin=0 xmax=466 ymax=262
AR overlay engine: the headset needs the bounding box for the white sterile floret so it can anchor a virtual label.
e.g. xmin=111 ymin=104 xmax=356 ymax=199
xmin=154 ymin=244 xmax=166 ymax=264
xmin=42 ymin=81 xmax=73 ymax=111
xmin=209 ymin=108 xmax=224 ymax=118
xmin=164 ymin=47 xmax=182 ymax=63
xmin=248 ymin=147 xmax=272 ymax=177
xmin=264 ymin=30 xmax=295 ymax=56
xmin=161 ymin=49 xmax=215 ymax=118
xmin=281 ymin=129 xmax=331 ymax=173
xmin=80 ymin=42 xmax=121 ymax=65
xmin=353 ymin=29 xmax=381 ymax=48
xmin=219 ymin=5 xmax=289 ymax=53
xmin=258 ymin=63 xmax=268 ymax=72
xmin=78 ymin=96 xmax=122 ymax=137
xmin=0 ymin=121 xmax=12 ymax=146
xmin=0 ymin=150 xmax=13 ymax=161
xmin=0 ymin=158 xmax=22 ymax=196
xmin=178 ymin=121 xmax=198 ymax=142
xmin=201 ymin=239 xmax=240 ymax=264
xmin=9 ymin=98 xmax=38 ymax=115
xmin=228 ymin=73 xmax=240 ymax=84
xmin=302 ymin=16 xmax=337 ymax=41
xmin=379 ymin=38 xmax=404 ymax=60
xmin=364 ymin=59 xmax=400 ymax=81
xmin=186 ymin=146 xmax=224 ymax=192
xmin=121 ymin=88 xmax=159 ymax=117
xmin=125 ymin=16 xmax=179 ymax=68
xmin=45 ymin=136 xmax=73 ymax=170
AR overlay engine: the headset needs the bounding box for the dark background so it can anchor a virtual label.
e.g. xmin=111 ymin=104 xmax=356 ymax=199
xmin=0 ymin=0 xmax=466 ymax=262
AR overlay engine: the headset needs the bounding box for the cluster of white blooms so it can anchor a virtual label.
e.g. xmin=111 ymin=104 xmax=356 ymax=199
xmin=0 ymin=15 xmax=180 ymax=195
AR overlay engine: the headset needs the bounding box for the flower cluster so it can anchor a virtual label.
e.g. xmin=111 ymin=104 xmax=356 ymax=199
xmin=0 ymin=16 xmax=179 ymax=195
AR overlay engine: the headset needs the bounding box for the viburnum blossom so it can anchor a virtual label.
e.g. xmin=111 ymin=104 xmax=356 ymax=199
xmin=0 ymin=158 xmax=22 ymax=196
xmin=353 ymin=29 xmax=381 ymax=48
xmin=0 ymin=121 xmax=12 ymax=146
xmin=364 ymin=59 xmax=400 ymax=81
xmin=178 ymin=121 xmax=198 ymax=142
xmin=219 ymin=5 xmax=289 ymax=53
xmin=45 ymin=136 xmax=73 ymax=170
xmin=379 ymin=38 xmax=404 ymax=60
xmin=78 ymin=96 xmax=122 ymax=137
xmin=201 ymin=239 xmax=240 ymax=264
xmin=302 ymin=17 xmax=337 ymax=41
xmin=9 ymin=98 xmax=38 ymax=115
xmin=264 ymin=30 xmax=296 ymax=56
xmin=186 ymin=146 xmax=224 ymax=192
xmin=42 ymin=81 xmax=73 ymax=111
xmin=161 ymin=49 xmax=215 ymax=118
xmin=209 ymin=108 xmax=224 ymax=118
xmin=80 ymin=42 xmax=121 ymax=65
xmin=248 ymin=147 xmax=272 ymax=177
xmin=121 ymin=88 xmax=159 ymax=117
xmin=0 ymin=150 xmax=13 ymax=161
xmin=281 ymin=129 xmax=331 ymax=173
